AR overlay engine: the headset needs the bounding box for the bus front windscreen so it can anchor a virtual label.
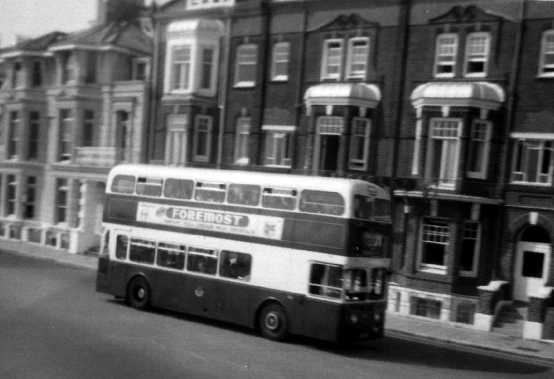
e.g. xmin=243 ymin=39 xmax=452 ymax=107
xmin=354 ymin=195 xmax=391 ymax=222
xmin=343 ymin=268 xmax=386 ymax=300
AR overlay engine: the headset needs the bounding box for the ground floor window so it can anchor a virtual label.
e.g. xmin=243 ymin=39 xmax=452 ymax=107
xmin=511 ymin=139 xmax=554 ymax=185
xmin=454 ymin=301 xmax=476 ymax=324
xmin=263 ymin=126 xmax=293 ymax=167
xmin=410 ymin=296 xmax=442 ymax=319
xmin=165 ymin=114 xmax=188 ymax=165
xmin=419 ymin=219 xmax=450 ymax=274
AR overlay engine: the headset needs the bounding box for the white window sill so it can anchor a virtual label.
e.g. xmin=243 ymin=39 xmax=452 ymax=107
xmin=537 ymin=73 xmax=554 ymax=78
xmin=466 ymin=172 xmax=486 ymax=179
xmin=234 ymin=157 xmax=250 ymax=166
xmin=464 ymin=73 xmax=487 ymax=78
xmin=434 ymin=73 xmax=455 ymax=79
xmin=348 ymin=165 xmax=368 ymax=171
xmin=233 ymin=82 xmax=255 ymax=88
xmin=271 ymin=76 xmax=288 ymax=82
xmin=264 ymin=163 xmax=291 ymax=168
xmin=509 ymin=180 xmax=552 ymax=187
xmin=346 ymin=74 xmax=367 ymax=80
xmin=193 ymin=156 xmax=210 ymax=163
xmin=418 ymin=266 xmax=447 ymax=275
xmin=458 ymin=270 xmax=477 ymax=278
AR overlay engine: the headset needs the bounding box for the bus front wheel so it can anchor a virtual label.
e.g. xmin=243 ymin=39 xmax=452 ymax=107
xmin=259 ymin=303 xmax=288 ymax=341
xmin=127 ymin=277 xmax=150 ymax=310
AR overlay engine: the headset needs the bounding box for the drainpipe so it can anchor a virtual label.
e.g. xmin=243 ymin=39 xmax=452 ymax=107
xmin=293 ymin=3 xmax=308 ymax=174
xmin=146 ymin=13 xmax=161 ymax=164
xmin=216 ymin=16 xmax=232 ymax=168
xmin=491 ymin=0 xmax=527 ymax=280
xmin=255 ymin=1 xmax=271 ymax=167
xmin=391 ymin=0 xmax=412 ymax=273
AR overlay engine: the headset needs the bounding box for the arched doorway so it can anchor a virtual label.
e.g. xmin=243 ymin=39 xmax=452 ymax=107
xmin=513 ymin=225 xmax=551 ymax=301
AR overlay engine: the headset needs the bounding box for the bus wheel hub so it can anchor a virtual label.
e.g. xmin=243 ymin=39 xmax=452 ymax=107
xmin=137 ymin=288 xmax=145 ymax=299
xmin=265 ymin=312 xmax=280 ymax=330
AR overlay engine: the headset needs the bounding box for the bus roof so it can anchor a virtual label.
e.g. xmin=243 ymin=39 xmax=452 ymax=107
xmin=107 ymin=164 xmax=389 ymax=199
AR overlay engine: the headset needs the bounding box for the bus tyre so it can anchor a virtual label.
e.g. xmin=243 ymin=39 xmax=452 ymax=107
xmin=259 ymin=304 xmax=288 ymax=341
xmin=127 ymin=277 xmax=150 ymax=310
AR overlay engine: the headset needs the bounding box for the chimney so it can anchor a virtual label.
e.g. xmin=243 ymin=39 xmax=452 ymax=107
xmin=96 ymin=0 xmax=145 ymax=25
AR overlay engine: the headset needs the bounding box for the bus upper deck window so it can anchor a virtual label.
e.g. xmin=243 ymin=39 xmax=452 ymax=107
xmin=299 ymin=190 xmax=345 ymax=215
xmin=136 ymin=177 xmax=163 ymax=197
xmin=194 ymin=182 xmax=226 ymax=203
xmin=164 ymin=178 xmax=193 ymax=200
xmin=228 ymin=184 xmax=260 ymax=206
xmin=112 ymin=175 xmax=135 ymax=194
xmin=261 ymin=187 xmax=297 ymax=210
xmin=354 ymin=195 xmax=373 ymax=219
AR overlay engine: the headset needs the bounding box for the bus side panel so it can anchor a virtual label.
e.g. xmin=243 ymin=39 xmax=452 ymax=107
xmin=96 ymin=260 xmax=130 ymax=299
xmin=297 ymin=299 xmax=342 ymax=341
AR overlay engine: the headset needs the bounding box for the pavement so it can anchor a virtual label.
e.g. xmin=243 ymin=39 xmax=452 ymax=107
xmin=2 ymin=240 xmax=553 ymax=366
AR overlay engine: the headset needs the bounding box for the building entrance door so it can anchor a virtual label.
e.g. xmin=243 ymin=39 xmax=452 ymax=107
xmin=513 ymin=241 xmax=551 ymax=302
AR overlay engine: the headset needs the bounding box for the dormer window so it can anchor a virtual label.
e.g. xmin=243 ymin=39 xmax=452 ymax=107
xmin=434 ymin=34 xmax=458 ymax=78
xmin=464 ymin=32 xmax=490 ymax=77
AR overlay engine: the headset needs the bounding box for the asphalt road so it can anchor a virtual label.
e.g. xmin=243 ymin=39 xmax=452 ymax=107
xmin=0 ymin=251 xmax=552 ymax=379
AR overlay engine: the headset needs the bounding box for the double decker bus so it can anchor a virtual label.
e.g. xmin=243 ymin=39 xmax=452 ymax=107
xmin=96 ymin=164 xmax=391 ymax=343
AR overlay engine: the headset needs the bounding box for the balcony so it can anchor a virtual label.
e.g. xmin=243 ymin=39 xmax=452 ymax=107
xmin=75 ymin=147 xmax=119 ymax=167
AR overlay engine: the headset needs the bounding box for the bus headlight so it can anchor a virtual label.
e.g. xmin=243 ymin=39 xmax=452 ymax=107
xmin=350 ymin=314 xmax=359 ymax=324
xmin=373 ymin=312 xmax=382 ymax=323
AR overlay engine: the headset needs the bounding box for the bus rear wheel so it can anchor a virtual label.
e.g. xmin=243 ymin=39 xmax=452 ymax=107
xmin=259 ymin=303 xmax=288 ymax=341
xmin=127 ymin=277 xmax=150 ymax=310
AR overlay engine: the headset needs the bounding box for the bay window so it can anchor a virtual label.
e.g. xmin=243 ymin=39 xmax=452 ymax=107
xmin=170 ymin=45 xmax=192 ymax=91
xmin=426 ymin=118 xmax=462 ymax=189
xmin=466 ymin=120 xmax=491 ymax=179
xmin=348 ymin=118 xmax=370 ymax=171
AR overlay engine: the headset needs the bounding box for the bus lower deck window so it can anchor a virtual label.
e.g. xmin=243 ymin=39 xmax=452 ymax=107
xmin=187 ymin=248 xmax=218 ymax=275
xmin=157 ymin=243 xmax=186 ymax=270
xmin=219 ymin=251 xmax=251 ymax=281
xmin=309 ymin=263 xmax=343 ymax=299
xmin=129 ymin=239 xmax=156 ymax=264
xmin=116 ymin=235 xmax=129 ymax=260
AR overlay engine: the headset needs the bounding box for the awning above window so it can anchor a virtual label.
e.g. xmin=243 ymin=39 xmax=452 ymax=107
xmin=304 ymin=83 xmax=381 ymax=114
xmin=411 ymin=82 xmax=505 ymax=110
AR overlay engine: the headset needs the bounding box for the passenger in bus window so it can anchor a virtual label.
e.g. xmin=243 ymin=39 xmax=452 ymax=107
xmin=220 ymin=251 xmax=251 ymax=281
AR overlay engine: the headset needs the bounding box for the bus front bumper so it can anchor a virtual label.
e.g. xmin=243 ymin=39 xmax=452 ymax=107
xmin=340 ymin=301 xmax=386 ymax=341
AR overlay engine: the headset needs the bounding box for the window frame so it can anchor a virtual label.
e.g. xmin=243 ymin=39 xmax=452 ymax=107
xmin=348 ymin=117 xmax=371 ymax=171
xmin=132 ymin=57 xmax=150 ymax=81
xmin=510 ymin=139 xmax=554 ymax=186
xmin=459 ymin=221 xmax=481 ymax=277
xmin=5 ymin=174 xmax=17 ymax=217
xmin=270 ymin=42 xmax=290 ymax=82
xmin=463 ymin=32 xmax=491 ymax=78
xmin=538 ymin=30 xmax=554 ymax=77
xmin=8 ymin=110 xmax=20 ymax=159
xmin=466 ymin=120 xmax=492 ymax=179
xmin=234 ymin=44 xmax=258 ymax=88
xmin=434 ymin=33 xmax=458 ymax=78
xmin=321 ymin=39 xmax=344 ymax=81
xmin=192 ymin=115 xmax=213 ymax=163
xmin=165 ymin=114 xmax=188 ymax=165
xmin=234 ymin=117 xmax=251 ymax=165
xmin=28 ymin=111 xmax=40 ymax=160
xmin=169 ymin=44 xmax=193 ymax=92
xmin=55 ymin=178 xmax=69 ymax=224
xmin=263 ymin=125 xmax=294 ymax=168
xmin=346 ymin=37 xmax=370 ymax=79
xmin=426 ymin=118 xmax=462 ymax=190
xmin=58 ymin=109 xmax=73 ymax=162
xmin=418 ymin=219 xmax=450 ymax=275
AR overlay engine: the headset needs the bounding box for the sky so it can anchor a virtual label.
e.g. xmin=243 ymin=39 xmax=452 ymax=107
xmin=0 ymin=0 xmax=165 ymax=47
